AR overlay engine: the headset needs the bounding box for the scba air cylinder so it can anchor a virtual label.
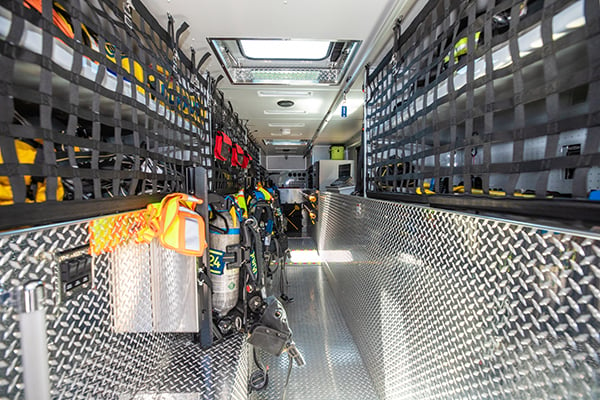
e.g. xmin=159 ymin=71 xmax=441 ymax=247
xmin=209 ymin=209 xmax=241 ymax=317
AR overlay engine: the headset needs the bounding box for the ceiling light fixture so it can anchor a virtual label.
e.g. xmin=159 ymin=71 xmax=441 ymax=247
xmin=258 ymin=91 xmax=312 ymax=97
xmin=264 ymin=110 xmax=307 ymax=115
xmin=268 ymin=122 xmax=306 ymax=128
xmin=248 ymin=69 xmax=322 ymax=85
xmin=263 ymin=139 xmax=309 ymax=146
xmin=271 ymin=132 xmax=304 ymax=137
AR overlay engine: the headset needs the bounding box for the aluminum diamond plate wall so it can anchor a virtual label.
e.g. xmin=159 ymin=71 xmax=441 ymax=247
xmin=319 ymin=193 xmax=600 ymax=400
xmin=113 ymin=241 xmax=154 ymax=333
xmin=0 ymin=218 xmax=248 ymax=400
xmin=150 ymin=240 xmax=199 ymax=333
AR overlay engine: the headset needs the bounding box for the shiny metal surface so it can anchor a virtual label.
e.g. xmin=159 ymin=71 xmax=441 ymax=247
xmin=150 ymin=240 xmax=199 ymax=332
xmin=20 ymin=280 xmax=45 ymax=313
xmin=251 ymin=259 xmax=379 ymax=400
xmin=287 ymin=238 xmax=317 ymax=251
xmin=112 ymin=241 xmax=154 ymax=332
xmin=319 ymin=193 xmax=600 ymax=400
xmin=0 ymin=219 xmax=247 ymax=400
xmin=278 ymin=189 xmax=305 ymax=204
xmin=110 ymin=228 xmax=199 ymax=333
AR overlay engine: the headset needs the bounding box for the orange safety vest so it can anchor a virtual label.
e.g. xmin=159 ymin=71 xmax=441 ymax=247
xmin=137 ymin=193 xmax=208 ymax=256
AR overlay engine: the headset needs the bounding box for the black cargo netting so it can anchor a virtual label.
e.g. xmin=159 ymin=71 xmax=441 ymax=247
xmin=366 ymin=0 xmax=599 ymax=200
xmin=0 ymin=0 xmax=211 ymax=206
xmin=210 ymin=87 xmax=261 ymax=195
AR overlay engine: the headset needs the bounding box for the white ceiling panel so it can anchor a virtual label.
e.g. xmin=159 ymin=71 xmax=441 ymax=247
xmin=139 ymin=0 xmax=416 ymax=156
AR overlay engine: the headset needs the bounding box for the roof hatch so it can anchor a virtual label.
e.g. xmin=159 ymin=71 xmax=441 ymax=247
xmin=208 ymin=38 xmax=361 ymax=85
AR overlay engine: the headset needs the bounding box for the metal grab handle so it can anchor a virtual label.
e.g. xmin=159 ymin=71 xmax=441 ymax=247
xmin=18 ymin=281 xmax=50 ymax=400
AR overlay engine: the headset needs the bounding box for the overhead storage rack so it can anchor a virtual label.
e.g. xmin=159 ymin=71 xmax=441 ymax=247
xmin=365 ymin=0 xmax=600 ymax=225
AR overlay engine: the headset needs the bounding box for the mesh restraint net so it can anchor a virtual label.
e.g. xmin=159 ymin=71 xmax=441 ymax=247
xmin=0 ymin=0 xmax=212 ymax=204
xmin=366 ymin=0 xmax=599 ymax=200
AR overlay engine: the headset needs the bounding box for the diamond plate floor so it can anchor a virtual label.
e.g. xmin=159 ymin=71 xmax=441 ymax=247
xmin=287 ymin=238 xmax=316 ymax=251
xmin=251 ymin=240 xmax=379 ymax=400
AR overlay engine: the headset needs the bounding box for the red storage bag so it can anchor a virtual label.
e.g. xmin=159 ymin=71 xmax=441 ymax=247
xmin=241 ymin=152 xmax=252 ymax=169
xmin=232 ymin=143 xmax=245 ymax=167
xmin=214 ymin=131 xmax=232 ymax=161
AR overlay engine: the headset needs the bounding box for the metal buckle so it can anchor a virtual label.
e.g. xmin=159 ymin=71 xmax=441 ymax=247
xmin=123 ymin=0 xmax=134 ymax=30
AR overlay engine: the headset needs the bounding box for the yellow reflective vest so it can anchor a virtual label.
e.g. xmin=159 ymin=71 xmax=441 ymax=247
xmin=137 ymin=193 xmax=208 ymax=256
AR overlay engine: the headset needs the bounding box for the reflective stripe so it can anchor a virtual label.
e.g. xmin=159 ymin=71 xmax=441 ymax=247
xmin=184 ymin=217 xmax=200 ymax=252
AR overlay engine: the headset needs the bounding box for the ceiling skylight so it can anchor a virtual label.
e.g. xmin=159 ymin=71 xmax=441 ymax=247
xmin=240 ymin=40 xmax=331 ymax=60
xmin=208 ymin=38 xmax=361 ymax=85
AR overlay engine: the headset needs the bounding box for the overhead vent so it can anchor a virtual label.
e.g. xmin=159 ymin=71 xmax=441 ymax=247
xmin=208 ymin=38 xmax=361 ymax=85
xmin=277 ymin=100 xmax=295 ymax=108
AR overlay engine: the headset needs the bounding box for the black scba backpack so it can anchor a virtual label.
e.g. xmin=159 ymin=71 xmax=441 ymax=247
xmin=206 ymin=193 xmax=303 ymax=368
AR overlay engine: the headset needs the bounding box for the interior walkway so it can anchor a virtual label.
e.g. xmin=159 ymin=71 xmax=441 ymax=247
xmin=251 ymin=238 xmax=378 ymax=400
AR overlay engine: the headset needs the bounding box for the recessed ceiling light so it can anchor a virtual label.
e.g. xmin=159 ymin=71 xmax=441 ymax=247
xmin=263 ymin=139 xmax=309 ymax=146
xmin=268 ymin=122 xmax=306 ymax=128
xmin=264 ymin=110 xmax=307 ymax=115
xmin=271 ymin=131 xmax=303 ymax=137
xmin=258 ymin=91 xmax=312 ymax=97
xmin=250 ymin=70 xmax=322 ymax=84
xmin=271 ymin=129 xmax=292 ymax=136
xmin=240 ymin=39 xmax=331 ymax=60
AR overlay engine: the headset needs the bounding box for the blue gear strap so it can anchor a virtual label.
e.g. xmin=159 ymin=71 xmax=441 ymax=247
xmin=254 ymin=191 xmax=266 ymax=201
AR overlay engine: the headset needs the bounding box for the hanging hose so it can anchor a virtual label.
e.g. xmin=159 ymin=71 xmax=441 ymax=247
xmin=269 ymin=236 xmax=281 ymax=275
xmin=249 ymin=346 xmax=269 ymax=392
xmin=279 ymin=247 xmax=293 ymax=303
xmin=281 ymin=353 xmax=294 ymax=400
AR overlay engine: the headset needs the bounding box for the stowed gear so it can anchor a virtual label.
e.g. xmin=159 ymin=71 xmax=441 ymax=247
xmin=206 ymin=185 xmax=303 ymax=378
